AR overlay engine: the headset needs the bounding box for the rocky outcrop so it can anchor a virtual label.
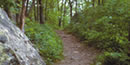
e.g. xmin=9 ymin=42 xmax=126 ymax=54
xmin=0 ymin=8 xmax=46 ymax=65
xmin=0 ymin=42 xmax=19 ymax=65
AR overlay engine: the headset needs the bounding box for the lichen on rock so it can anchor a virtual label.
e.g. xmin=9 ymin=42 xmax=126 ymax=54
xmin=0 ymin=42 xmax=19 ymax=65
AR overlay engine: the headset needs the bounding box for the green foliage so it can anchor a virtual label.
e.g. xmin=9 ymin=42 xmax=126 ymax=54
xmin=85 ymin=16 xmax=128 ymax=52
xmin=68 ymin=0 xmax=129 ymax=51
xmin=67 ymin=0 xmax=130 ymax=65
xmin=25 ymin=20 xmax=63 ymax=65
xmin=96 ymin=52 xmax=130 ymax=65
xmin=46 ymin=10 xmax=70 ymax=29
xmin=46 ymin=10 xmax=60 ymax=29
xmin=0 ymin=0 xmax=15 ymax=7
xmin=0 ymin=0 xmax=19 ymax=13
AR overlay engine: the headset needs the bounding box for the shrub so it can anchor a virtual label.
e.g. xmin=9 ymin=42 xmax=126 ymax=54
xmin=25 ymin=21 xmax=63 ymax=65
xmin=68 ymin=0 xmax=129 ymax=52
xmin=67 ymin=0 xmax=129 ymax=65
xmin=96 ymin=52 xmax=130 ymax=65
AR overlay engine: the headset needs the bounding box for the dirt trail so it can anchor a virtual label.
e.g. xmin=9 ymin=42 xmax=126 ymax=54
xmin=55 ymin=30 xmax=99 ymax=65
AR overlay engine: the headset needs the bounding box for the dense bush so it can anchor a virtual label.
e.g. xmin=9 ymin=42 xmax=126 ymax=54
xmin=69 ymin=0 xmax=129 ymax=52
xmin=25 ymin=21 xmax=63 ymax=65
xmin=67 ymin=0 xmax=130 ymax=65
xmin=96 ymin=52 xmax=130 ymax=65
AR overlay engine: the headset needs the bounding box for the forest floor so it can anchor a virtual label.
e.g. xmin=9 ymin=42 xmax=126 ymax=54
xmin=54 ymin=30 xmax=99 ymax=65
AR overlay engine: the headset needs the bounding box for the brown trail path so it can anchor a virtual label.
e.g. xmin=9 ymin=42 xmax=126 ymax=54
xmin=55 ymin=30 xmax=99 ymax=65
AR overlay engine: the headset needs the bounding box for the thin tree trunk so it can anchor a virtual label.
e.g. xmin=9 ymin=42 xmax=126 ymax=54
xmin=63 ymin=0 xmax=67 ymax=27
xmin=26 ymin=0 xmax=35 ymax=17
xmin=16 ymin=13 xmax=20 ymax=26
xmin=75 ymin=0 xmax=78 ymax=14
xmin=63 ymin=0 xmax=67 ymax=17
xmin=69 ymin=0 xmax=73 ymax=20
xmin=57 ymin=0 xmax=59 ymax=11
xmin=25 ymin=0 xmax=29 ymax=16
xmin=92 ymin=0 xmax=95 ymax=7
xmin=39 ymin=0 xmax=44 ymax=24
xmin=98 ymin=0 xmax=100 ymax=5
xmin=37 ymin=0 xmax=40 ymax=21
xmin=59 ymin=0 xmax=64 ymax=27
xmin=128 ymin=22 xmax=130 ymax=41
xmin=34 ymin=0 xmax=37 ymax=21
xmin=128 ymin=19 xmax=130 ymax=56
xmin=102 ymin=0 xmax=104 ymax=5
xmin=57 ymin=0 xmax=60 ymax=26
xmin=20 ymin=0 xmax=26 ymax=32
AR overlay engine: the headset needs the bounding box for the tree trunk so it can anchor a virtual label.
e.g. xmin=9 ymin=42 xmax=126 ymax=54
xmin=92 ymin=0 xmax=95 ymax=7
xmin=63 ymin=0 xmax=67 ymax=27
xmin=57 ymin=0 xmax=60 ymax=26
xmin=25 ymin=0 xmax=29 ymax=16
xmin=59 ymin=0 xmax=64 ymax=27
xmin=16 ymin=13 xmax=20 ymax=26
xmin=20 ymin=0 xmax=26 ymax=32
xmin=26 ymin=0 xmax=35 ymax=17
xmin=39 ymin=0 xmax=44 ymax=24
xmin=102 ymin=0 xmax=104 ymax=5
xmin=34 ymin=0 xmax=37 ymax=21
xmin=69 ymin=0 xmax=73 ymax=20
xmin=75 ymin=0 xmax=78 ymax=14
xmin=37 ymin=0 xmax=40 ymax=21
xmin=63 ymin=0 xmax=67 ymax=17
xmin=128 ymin=22 xmax=130 ymax=41
xmin=128 ymin=19 xmax=130 ymax=57
xmin=98 ymin=0 xmax=100 ymax=5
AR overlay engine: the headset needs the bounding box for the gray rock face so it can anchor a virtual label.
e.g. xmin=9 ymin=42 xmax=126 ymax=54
xmin=0 ymin=8 xmax=46 ymax=65
xmin=0 ymin=42 xmax=19 ymax=65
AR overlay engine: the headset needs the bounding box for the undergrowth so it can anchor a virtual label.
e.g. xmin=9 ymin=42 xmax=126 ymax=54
xmin=67 ymin=0 xmax=130 ymax=65
xmin=25 ymin=21 xmax=63 ymax=65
